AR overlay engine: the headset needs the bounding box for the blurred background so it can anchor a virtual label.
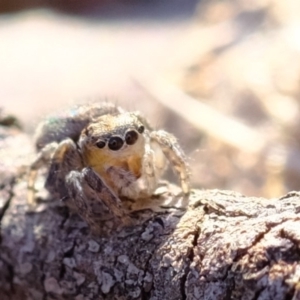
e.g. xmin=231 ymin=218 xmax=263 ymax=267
xmin=1 ymin=0 xmax=300 ymax=198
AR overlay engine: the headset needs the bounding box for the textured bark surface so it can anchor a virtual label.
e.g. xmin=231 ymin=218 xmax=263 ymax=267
xmin=1 ymin=126 xmax=300 ymax=300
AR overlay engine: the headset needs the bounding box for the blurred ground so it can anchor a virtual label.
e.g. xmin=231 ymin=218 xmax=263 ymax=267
xmin=1 ymin=0 xmax=300 ymax=198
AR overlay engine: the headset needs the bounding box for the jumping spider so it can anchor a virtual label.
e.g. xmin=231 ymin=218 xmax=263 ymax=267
xmin=28 ymin=102 xmax=190 ymax=233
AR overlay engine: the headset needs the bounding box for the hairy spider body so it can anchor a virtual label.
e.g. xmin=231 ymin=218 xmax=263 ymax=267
xmin=28 ymin=102 xmax=190 ymax=233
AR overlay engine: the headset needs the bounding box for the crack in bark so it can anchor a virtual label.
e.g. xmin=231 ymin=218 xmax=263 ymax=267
xmin=253 ymin=287 xmax=265 ymax=300
xmin=197 ymin=198 xmax=257 ymax=218
xmin=231 ymin=217 xmax=291 ymax=265
xmin=284 ymin=288 xmax=295 ymax=300
xmin=278 ymin=218 xmax=300 ymax=258
xmin=40 ymin=263 xmax=47 ymax=300
xmin=58 ymin=206 xmax=71 ymax=229
xmin=279 ymin=192 xmax=300 ymax=201
xmin=59 ymin=241 xmax=76 ymax=280
xmin=0 ymin=257 xmax=15 ymax=295
xmin=228 ymin=217 xmax=300 ymax=299
xmin=141 ymin=256 xmax=154 ymax=300
xmin=249 ymin=217 xmax=300 ymax=255
xmin=180 ymin=226 xmax=200 ymax=300
xmin=0 ymin=178 xmax=15 ymax=244
xmin=140 ymin=217 xmax=163 ymax=300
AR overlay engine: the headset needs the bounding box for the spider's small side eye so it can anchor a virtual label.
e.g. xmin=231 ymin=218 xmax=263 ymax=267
xmin=108 ymin=136 xmax=124 ymax=151
xmin=138 ymin=125 xmax=145 ymax=134
xmin=125 ymin=130 xmax=138 ymax=145
xmin=96 ymin=140 xmax=106 ymax=148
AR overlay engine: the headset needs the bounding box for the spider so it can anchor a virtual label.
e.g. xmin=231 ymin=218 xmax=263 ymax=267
xmin=28 ymin=102 xmax=190 ymax=233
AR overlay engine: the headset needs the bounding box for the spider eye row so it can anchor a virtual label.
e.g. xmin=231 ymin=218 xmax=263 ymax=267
xmin=96 ymin=129 xmax=142 ymax=151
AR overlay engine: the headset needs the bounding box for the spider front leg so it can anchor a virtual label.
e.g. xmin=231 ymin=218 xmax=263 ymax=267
xmin=66 ymin=168 xmax=131 ymax=234
xmin=28 ymin=139 xmax=81 ymax=206
xmin=150 ymin=130 xmax=190 ymax=194
xmin=28 ymin=141 xmax=59 ymax=206
xmin=44 ymin=138 xmax=83 ymax=201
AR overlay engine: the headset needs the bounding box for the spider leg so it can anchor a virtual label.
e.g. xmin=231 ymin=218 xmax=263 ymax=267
xmin=27 ymin=139 xmax=82 ymax=206
xmin=150 ymin=130 xmax=190 ymax=194
xmin=66 ymin=167 xmax=131 ymax=234
xmin=27 ymin=142 xmax=59 ymax=206
xmin=131 ymin=111 xmax=154 ymax=131
xmin=141 ymin=144 xmax=160 ymax=196
xmin=44 ymin=138 xmax=83 ymax=200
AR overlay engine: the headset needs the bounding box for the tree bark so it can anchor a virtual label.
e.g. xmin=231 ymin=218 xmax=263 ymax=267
xmin=1 ymin=125 xmax=300 ymax=300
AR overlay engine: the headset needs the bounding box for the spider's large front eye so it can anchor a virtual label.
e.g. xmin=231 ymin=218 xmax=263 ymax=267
xmin=108 ymin=136 xmax=124 ymax=151
xmin=125 ymin=130 xmax=138 ymax=145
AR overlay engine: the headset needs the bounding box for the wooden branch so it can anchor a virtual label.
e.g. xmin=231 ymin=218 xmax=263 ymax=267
xmin=1 ymin=125 xmax=300 ymax=300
